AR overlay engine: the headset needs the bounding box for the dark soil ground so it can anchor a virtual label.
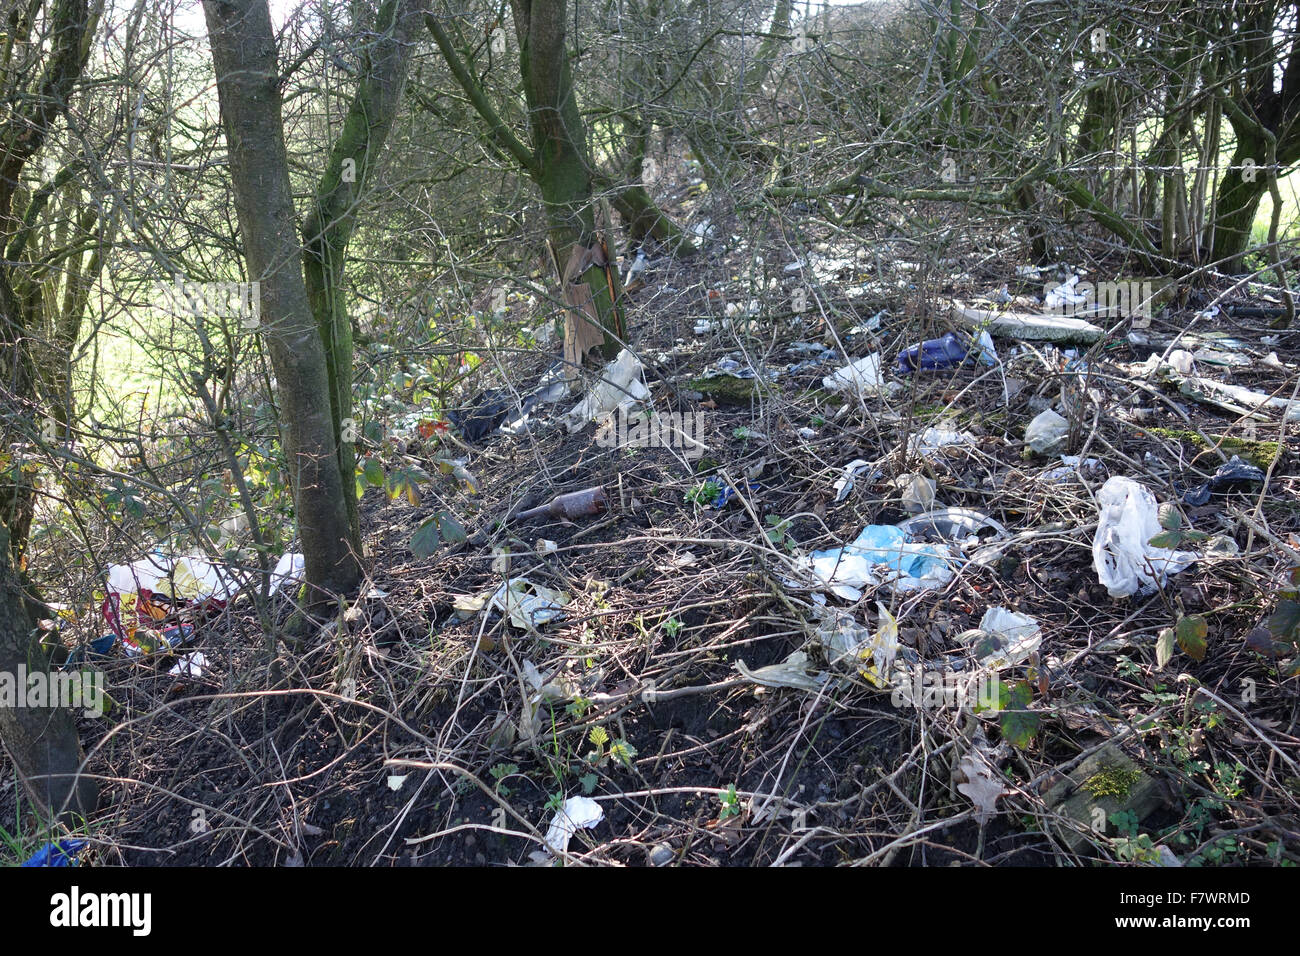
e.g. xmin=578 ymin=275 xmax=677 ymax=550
xmin=4 ymin=196 xmax=1300 ymax=866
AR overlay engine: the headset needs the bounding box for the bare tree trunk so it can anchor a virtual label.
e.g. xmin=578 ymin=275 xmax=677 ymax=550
xmin=204 ymin=0 xmax=363 ymax=604
xmin=0 ymin=531 xmax=97 ymax=821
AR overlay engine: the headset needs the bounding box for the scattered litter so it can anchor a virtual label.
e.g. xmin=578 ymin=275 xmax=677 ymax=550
xmin=797 ymin=427 xmax=816 ymax=440
xmin=897 ymin=331 xmax=970 ymax=372
xmin=167 ymin=651 xmax=208 ymax=679
xmin=798 ymin=523 xmax=957 ymax=600
xmin=833 ymin=459 xmax=874 ymax=502
xmin=898 ymin=473 xmax=938 ymax=513
xmin=1024 ymin=408 xmax=1069 ymax=454
xmin=270 ymin=552 xmax=305 ymax=595
xmin=699 ymin=355 xmax=761 ymax=380
xmin=897 ymin=330 xmax=997 ymax=373
xmin=543 ymin=796 xmax=605 ymax=855
xmin=909 ymin=426 xmax=977 ymax=458
xmin=822 ymin=353 xmax=883 ymax=396
xmin=847 ymin=309 xmax=887 ymax=334
xmin=122 ymin=624 xmax=195 ymax=658
xmin=816 ymin=602 xmax=900 ymax=687
xmin=103 ymin=552 xmax=236 ymax=640
xmin=1043 ymin=273 xmax=1089 ymax=310
xmin=713 ymin=480 xmax=760 ymax=509
xmin=387 ymin=775 xmax=408 ymax=791
xmin=1092 ymin=477 xmax=1197 ymax=597
xmin=725 ymin=299 xmax=759 ymax=319
xmin=1041 ymin=455 xmax=1102 ymax=482
xmin=784 ymin=342 xmax=840 ymax=374
xmin=963 ymin=608 xmax=1042 ymax=669
xmin=734 ymin=650 xmax=823 ymax=692
xmin=897 ymin=507 xmax=1009 ymax=542
xmin=536 ymin=539 xmax=558 ymax=555
xmin=1178 ymin=374 xmax=1300 ymax=421
xmin=517 ymin=486 xmax=608 ymax=523
xmin=1180 ymin=456 xmax=1266 ymax=506
xmin=953 ymin=303 xmax=1103 ymax=343
xmin=481 ymin=577 xmax=570 ymax=629
xmin=447 ymin=388 xmax=515 ymax=441
xmin=561 ymin=349 xmax=651 ymax=433
xmin=623 ymin=248 xmax=648 ymax=286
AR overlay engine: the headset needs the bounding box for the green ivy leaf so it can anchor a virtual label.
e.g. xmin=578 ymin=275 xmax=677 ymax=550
xmin=363 ymin=457 xmax=385 ymax=487
xmin=1266 ymin=598 xmax=1300 ymax=645
xmin=1176 ymin=614 xmax=1208 ymax=661
xmin=999 ymin=681 xmax=1039 ymax=749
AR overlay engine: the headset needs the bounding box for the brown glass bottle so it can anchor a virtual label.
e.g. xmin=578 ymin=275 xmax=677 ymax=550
xmin=516 ymin=486 xmax=608 ymax=523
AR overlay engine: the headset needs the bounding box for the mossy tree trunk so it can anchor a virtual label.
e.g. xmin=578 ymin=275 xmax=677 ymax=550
xmin=204 ymin=0 xmax=363 ymax=603
xmin=302 ymin=0 xmax=425 ymax=551
xmin=0 ymin=0 xmax=98 ymax=564
xmin=512 ymin=0 xmax=625 ymax=356
xmin=0 ymin=529 xmax=98 ymax=822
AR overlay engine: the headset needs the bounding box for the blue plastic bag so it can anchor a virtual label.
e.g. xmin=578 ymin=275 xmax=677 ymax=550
xmin=21 ymin=839 xmax=86 ymax=867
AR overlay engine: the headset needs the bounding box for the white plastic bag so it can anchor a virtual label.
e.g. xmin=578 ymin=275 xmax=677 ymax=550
xmin=561 ymin=348 xmax=650 ymax=433
xmin=822 ymin=354 xmax=883 ymax=396
xmin=1092 ymin=477 xmax=1196 ymax=597
xmin=1024 ymin=409 xmax=1069 ymax=454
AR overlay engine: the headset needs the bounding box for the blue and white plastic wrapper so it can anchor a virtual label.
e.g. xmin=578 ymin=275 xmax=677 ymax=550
xmin=799 ymin=524 xmax=957 ymax=601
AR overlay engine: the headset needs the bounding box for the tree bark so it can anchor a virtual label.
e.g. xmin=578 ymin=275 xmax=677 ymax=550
xmin=302 ymin=0 xmax=425 ymax=554
xmin=0 ymin=530 xmax=98 ymax=822
xmin=204 ymin=0 xmax=363 ymax=603
xmin=511 ymin=0 xmax=625 ymax=357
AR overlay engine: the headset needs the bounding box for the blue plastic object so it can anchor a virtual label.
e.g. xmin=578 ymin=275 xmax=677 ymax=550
xmin=712 ymin=481 xmax=761 ymax=509
xmin=897 ymin=332 xmax=973 ymax=373
xmin=841 ymin=524 xmax=951 ymax=579
xmin=21 ymin=839 xmax=86 ymax=867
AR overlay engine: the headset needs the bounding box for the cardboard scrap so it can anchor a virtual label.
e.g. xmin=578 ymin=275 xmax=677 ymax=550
xmin=562 ymin=241 xmax=615 ymax=370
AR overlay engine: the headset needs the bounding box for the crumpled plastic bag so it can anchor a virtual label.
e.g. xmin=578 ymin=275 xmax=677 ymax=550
xmin=107 ymin=553 xmax=237 ymax=601
xmin=734 ymin=650 xmax=824 ymax=692
xmin=822 ymin=354 xmax=883 ymax=396
xmin=816 ymin=602 xmax=900 ymax=688
xmin=562 ymin=348 xmax=650 ymax=433
xmin=966 ymin=607 xmax=1042 ymax=669
xmin=1024 ymin=409 xmax=1069 ymax=454
xmin=542 ymin=796 xmax=604 ymax=855
xmin=1092 ymin=477 xmax=1197 ymax=597
xmin=269 ymin=552 xmax=304 ymax=595
xmin=908 ymin=426 xmax=977 ymax=458
xmin=487 ymin=577 xmax=569 ymax=629
xmin=801 ymin=524 xmax=956 ymax=600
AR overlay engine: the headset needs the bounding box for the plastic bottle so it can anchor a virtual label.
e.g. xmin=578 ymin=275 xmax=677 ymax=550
xmin=896 ymin=331 xmax=972 ymax=373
